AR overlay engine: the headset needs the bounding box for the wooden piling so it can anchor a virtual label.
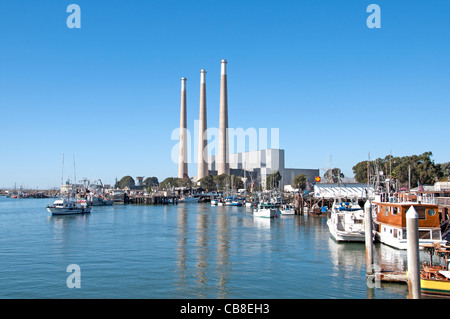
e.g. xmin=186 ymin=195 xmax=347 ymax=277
xmin=406 ymin=206 xmax=421 ymax=299
xmin=364 ymin=200 xmax=374 ymax=275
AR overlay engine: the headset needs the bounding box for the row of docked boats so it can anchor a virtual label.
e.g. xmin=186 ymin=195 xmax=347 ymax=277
xmin=209 ymin=193 xmax=295 ymax=218
xmin=325 ymin=189 xmax=450 ymax=296
xmin=327 ymin=193 xmax=447 ymax=249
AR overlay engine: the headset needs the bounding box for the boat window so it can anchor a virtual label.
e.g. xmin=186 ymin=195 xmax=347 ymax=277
xmin=418 ymin=230 xmax=431 ymax=240
xmin=415 ymin=206 xmax=427 ymax=220
xmin=385 ymin=206 xmax=389 ymax=216
xmin=402 ymin=231 xmax=407 ymax=239
xmin=392 ymin=207 xmax=398 ymax=215
xmin=427 ymin=209 xmax=436 ymax=217
xmin=432 ymin=230 xmax=441 ymax=240
xmin=394 ymin=229 xmax=397 ymax=238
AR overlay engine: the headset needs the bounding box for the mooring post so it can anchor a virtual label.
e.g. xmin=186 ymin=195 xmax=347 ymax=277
xmin=364 ymin=200 xmax=374 ymax=275
xmin=406 ymin=206 xmax=421 ymax=299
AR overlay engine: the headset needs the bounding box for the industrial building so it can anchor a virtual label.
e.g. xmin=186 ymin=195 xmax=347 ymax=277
xmin=208 ymin=148 xmax=319 ymax=190
xmin=177 ymin=59 xmax=319 ymax=190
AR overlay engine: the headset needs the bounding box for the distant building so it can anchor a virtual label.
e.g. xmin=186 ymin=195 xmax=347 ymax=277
xmin=136 ymin=176 xmax=144 ymax=187
xmin=435 ymin=182 xmax=450 ymax=191
xmin=207 ymin=148 xmax=319 ymax=190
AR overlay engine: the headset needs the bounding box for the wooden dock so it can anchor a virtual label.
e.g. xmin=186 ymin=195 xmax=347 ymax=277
xmin=375 ymin=271 xmax=408 ymax=283
xmin=124 ymin=194 xmax=178 ymax=205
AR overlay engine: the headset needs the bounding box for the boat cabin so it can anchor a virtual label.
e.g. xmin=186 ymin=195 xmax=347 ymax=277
xmin=373 ymin=197 xmax=444 ymax=249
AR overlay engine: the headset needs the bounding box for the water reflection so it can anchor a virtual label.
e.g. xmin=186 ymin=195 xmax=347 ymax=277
xmin=195 ymin=206 xmax=209 ymax=295
xmin=176 ymin=205 xmax=188 ymax=291
xmin=216 ymin=210 xmax=230 ymax=298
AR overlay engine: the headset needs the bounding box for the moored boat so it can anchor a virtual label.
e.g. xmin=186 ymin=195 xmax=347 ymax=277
xmin=253 ymin=202 xmax=278 ymax=218
xmin=373 ymin=193 xmax=446 ymax=250
xmin=420 ymin=243 xmax=450 ymax=296
xmin=327 ymin=197 xmax=369 ymax=242
xmin=280 ymin=203 xmax=295 ymax=215
xmin=47 ymin=198 xmax=91 ymax=215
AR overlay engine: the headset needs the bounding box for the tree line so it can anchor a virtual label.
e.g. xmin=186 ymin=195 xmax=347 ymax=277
xmin=113 ymin=152 xmax=448 ymax=192
xmin=352 ymin=151 xmax=448 ymax=186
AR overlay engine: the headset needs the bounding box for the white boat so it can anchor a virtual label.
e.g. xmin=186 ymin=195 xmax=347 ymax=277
xmin=179 ymin=196 xmax=199 ymax=203
xmin=211 ymin=199 xmax=217 ymax=206
xmin=47 ymin=198 xmax=91 ymax=215
xmin=280 ymin=204 xmax=295 ymax=215
xmin=327 ymin=198 xmax=368 ymax=242
xmin=253 ymin=203 xmax=278 ymax=218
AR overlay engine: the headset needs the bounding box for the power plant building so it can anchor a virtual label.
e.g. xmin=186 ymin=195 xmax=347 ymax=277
xmin=208 ymin=149 xmax=319 ymax=190
xmin=177 ymin=59 xmax=319 ymax=190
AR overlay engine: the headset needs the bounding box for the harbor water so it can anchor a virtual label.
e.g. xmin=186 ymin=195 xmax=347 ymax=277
xmin=0 ymin=197 xmax=410 ymax=299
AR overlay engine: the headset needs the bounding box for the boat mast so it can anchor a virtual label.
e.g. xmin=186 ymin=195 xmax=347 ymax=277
xmin=61 ymin=153 xmax=64 ymax=187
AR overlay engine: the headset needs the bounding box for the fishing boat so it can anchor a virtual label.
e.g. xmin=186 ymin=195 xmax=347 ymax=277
xmin=280 ymin=203 xmax=295 ymax=215
xmin=88 ymin=195 xmax=113 ymax=206
xmin=372 ymin=193 xmax=446 ymax=250
xmin=327 ymin=197 xmax=368 ymax=242
xmin=420 ymin=243 xmax=450 ymax=296
xmin=253 ymin=202 xmax=278 ymax=218
xmin=47 ymin=198 xmax=91 ymax=215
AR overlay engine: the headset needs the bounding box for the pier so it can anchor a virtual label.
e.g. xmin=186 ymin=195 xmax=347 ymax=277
xmin=124 ymin=194 xmax=179 ymax=205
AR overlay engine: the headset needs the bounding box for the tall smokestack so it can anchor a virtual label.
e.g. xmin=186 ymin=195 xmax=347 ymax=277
xmin=178 ymin=77 xmax=188 ymax=179
xmin=197 ymin=69 xmax=208 ymax=180
xmin=217 ymin=59 xmax=229 ymax=175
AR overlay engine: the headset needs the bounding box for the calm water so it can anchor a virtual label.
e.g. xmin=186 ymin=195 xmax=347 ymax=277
xmin=0 ymin=197 xmax=410 ymax=299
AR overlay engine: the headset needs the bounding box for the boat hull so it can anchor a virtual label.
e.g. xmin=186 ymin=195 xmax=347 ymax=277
xmin=375 ymin=223 xmax=447 ymax=250
xmin=253 ymin=208 xmax=277 ymax=218
xmin=47 ymin=207 xmax=91 ymax=215
xmin=327 ymin=219 xmax=366 ymax=242
xmin=280 ymin=208 xmax=295 ymax=215
xmin=421 ymin=278 xmax=450 ymax=296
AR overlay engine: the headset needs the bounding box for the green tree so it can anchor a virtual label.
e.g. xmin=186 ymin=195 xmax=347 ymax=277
xmin=232 ymin=175 xmax=244 ymax=190
xmin=352 ymin=152 xmax=442 ymax=186
xmin=213 ymin=174 xmax=229 ymax=190
xmin=324 ymin=168 xmax=344 ymax=183
xmin=143 ymin=176 xmax=159 ymax=188
xmin=198 ymin=175 xmax=216 ymax=191
xmin=292 ymin=174 xmax=307 ymax=190
xmin=266 ymin=170 xmax=282 ymax=190
xmin=117 ymin=176 xmax=135 ymax=189
xmin=159 ymin=177 xmax=192 ymax=189
xmin=159 ymin=177 xmax=178 ymax=189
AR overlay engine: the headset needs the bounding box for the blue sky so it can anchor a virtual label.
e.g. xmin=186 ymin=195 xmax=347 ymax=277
xmin=0 ymin=0 xmax=449 ymax=188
